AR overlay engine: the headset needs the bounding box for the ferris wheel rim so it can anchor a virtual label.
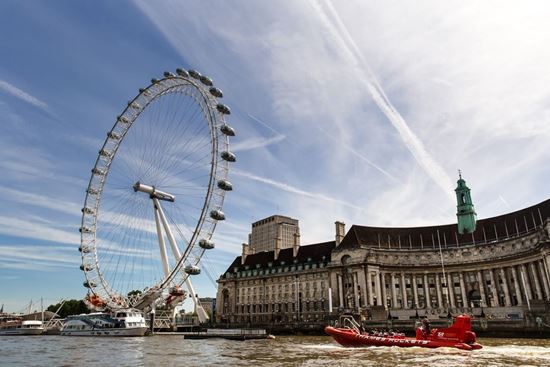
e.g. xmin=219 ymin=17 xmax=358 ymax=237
xmin=79 ymin=71 xmax=233 ymax=310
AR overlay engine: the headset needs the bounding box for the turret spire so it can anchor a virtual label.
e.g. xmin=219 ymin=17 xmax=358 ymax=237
xmin=455 ymin=171 xmax=477 ymax=234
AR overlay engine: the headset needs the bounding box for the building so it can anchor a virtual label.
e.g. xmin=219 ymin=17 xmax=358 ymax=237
xmin=216 ymin=179 xmax=550 ymax=332
xmin=198 ymin=297 xmax=215 ymax=319
xmin=247 ymin=215 xmax=300 ymax=254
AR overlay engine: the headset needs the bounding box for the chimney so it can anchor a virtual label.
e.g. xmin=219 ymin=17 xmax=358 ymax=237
xmin=293 ymin=232 xmax=301 ymax=258
xmin=335 ymin=221 xmax=346 ymax=246
xmin=274 ymin=224 xmax=282 ymax=260
xmin=241 ymin=243 xmax=249 ymax=265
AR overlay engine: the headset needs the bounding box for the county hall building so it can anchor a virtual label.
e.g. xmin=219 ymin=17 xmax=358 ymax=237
xmin=215 ymin=177 xmax=550 ymax=332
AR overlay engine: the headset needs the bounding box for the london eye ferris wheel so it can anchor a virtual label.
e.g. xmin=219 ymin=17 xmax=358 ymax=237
xmin=78 ymin=68 xmax=235 ymax=311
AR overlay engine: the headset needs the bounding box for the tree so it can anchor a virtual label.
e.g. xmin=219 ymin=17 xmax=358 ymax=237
xmin=46 ymin=299 xmax=89 ymax=318
xmin=127 ymin=290 xmax=142 ymax=297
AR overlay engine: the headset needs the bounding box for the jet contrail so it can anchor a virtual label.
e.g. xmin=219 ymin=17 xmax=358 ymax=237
xmin=311 ymin=0 xmax=455 ymax=201
xmin=249 ymin=113 xmax=399 ymax=183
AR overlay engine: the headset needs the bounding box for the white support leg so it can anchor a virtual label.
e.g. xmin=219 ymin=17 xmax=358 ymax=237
xmin=185 ymin=277 xmax=209 ymax=323
xmin=154 ymin=201 xmax=170 ymax=277
xmin=154 ymin=198 xmax=182 ymax=260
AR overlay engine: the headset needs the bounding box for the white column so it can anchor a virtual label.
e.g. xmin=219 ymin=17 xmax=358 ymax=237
xmin=520 ymin=264 xmax=533 ymax=301
xmin=499 ymin=268 xmax=512 ymax=307
xmin=412 ymin=274 xmax=419 ymax=308
xmin=374 ymin=270 xmax=382 ymax=306
xmin=477 ymin=270 xmax=487 ymax=307
xmin=367 ymin=270 xmax=373 ymax=305
xmin=391 ymin=273 xmax=398 ymax=308
xmin=337 ymin=274 xmax=344 ymax=308
xmin=529 ymin=262 xmax=542 ymax=300
xmin=459 ymin=273 xmax=467 ymax=307
xmin=511 ymin=266 xmax=523 ymax=305
xmin=400 ymin=273 xmax=408 ymax=309
xmin=423 ymin=273 xmax=431 ymax=309
xmin=488 ymin=269 xmax=499 ymax=307
xmin=447 ymin=273 xmax=455 ymax=308
xmin=353 ymin=272 xmax=359 ymax=309
xmin=358 ymin=267 xmax=369 ymax=307
xmin=538 ymin=260 xmax=550 ymax=300
xmin=381 ymin=272 xmax=387 ymax=308
xmin=435 ymin=274 xmax=443 ymax=308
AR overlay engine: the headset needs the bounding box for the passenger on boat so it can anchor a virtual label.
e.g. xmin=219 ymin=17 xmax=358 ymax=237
xmin=422 ymin=318 xmax=431 ymax=337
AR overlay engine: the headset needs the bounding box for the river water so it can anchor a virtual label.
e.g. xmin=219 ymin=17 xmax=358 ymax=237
xmin=1 ymin=335 xmax=549 ymax=366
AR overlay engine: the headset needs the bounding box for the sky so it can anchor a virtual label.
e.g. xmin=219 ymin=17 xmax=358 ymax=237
xmin=1 ymin=0 xmax=549 ymax=312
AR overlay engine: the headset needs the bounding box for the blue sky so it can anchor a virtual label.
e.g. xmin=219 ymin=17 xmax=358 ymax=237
xmin=1 ymin=0 xmax=549 ymax=312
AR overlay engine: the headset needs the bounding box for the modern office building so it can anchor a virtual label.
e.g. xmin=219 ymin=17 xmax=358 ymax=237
xmin=246 ymin=215 xmax=300 ymax=254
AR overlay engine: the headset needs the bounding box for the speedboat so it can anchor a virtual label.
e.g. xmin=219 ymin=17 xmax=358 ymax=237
xmin=325 ymin=314 xmax=482 ymax=351
xmin=0 ymin=319 xmax=45 ymax=336
xmin=60 ymin=309 xmax=147 ymax=336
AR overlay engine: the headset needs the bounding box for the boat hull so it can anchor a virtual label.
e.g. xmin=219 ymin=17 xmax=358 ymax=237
xmin=325 ymin=326 xmax=482 ymax=351
xmin=0 ymin=328 xmax=44 ymax=336
xmin=60 ymin=327 xmax=147 ymax=337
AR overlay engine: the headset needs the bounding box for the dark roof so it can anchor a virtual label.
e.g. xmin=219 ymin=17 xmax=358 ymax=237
xmin=338 ymin=198 xmax=550 ymax=250
xmin=223 ymin=241 xmax=335 ymax=275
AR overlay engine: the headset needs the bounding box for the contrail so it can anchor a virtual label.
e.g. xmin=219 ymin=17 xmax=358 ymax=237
xmin=311 ymin=0 xmax=455 ymax=201
xmin=232 ymin=167 xmax=365 ymax=212
xmin=248 ymin=113 xmax=399 ymax=183
xmin=0 ymin=80 xmax=48 ymax=110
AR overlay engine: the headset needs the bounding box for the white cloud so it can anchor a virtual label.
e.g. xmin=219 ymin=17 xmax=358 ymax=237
xmin=0 ymin=80 xmax=48 ymax=110
xmin=309 ymin=0 xmax=454 ymax=201
xmin=231 ymin=134 xmax=286 ymax=153
xmin=0 ymin=216 xmax=81 ymax=245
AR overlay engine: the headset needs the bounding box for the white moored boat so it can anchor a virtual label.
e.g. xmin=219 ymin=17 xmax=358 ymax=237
xmin=0 ymin=320 xmax=45 ymax=336
xmin=60 ymin=309 xmax=147 ymax=336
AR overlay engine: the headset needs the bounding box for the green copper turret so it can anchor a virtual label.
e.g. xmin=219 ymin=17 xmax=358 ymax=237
xmin=455 ymin=171 xmax=477 ymax=234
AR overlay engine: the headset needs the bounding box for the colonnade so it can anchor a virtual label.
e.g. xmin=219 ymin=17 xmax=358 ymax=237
xmin=335 ymin=257 xmax=550 ymax=310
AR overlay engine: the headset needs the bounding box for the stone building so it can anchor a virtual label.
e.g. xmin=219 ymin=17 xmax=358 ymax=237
xmin=247 ymin=215 xmax=300 ymax=254
xmin=216 ymin=190 xmax=550 ymax=330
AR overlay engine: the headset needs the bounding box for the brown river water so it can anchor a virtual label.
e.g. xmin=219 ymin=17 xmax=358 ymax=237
xmin=1 ymin=335 xmax=549 ymax=366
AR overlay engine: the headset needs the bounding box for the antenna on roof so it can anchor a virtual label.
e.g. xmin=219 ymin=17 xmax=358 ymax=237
xmin=458 ymin=169 xmax=462 ymax=179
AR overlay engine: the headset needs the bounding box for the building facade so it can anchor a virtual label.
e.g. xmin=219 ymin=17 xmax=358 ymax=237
xmin=247 ymin=215 xmax=300 ymax=254
xmin=216 ymin=200 xmax=550 ymax=330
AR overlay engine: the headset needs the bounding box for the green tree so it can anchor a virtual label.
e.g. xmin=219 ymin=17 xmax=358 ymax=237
xmin=46 ymin=299 xmax=89 ymax=318
xmin=127 ymin=290 xmax=142 ymax=297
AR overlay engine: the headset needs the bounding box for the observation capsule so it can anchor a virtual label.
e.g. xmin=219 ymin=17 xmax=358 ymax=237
xmin=217 ymin=180 xmax=233 ymax=191
xmin=188 ymin=70 xmax=201 ymax=79
xmin=163 ymin=71 xmax=175 ymax=78
xmin=79 ymin=226 xmax=93 ymax=234
xmin=210 ymin=209 xmax=225 ymax=221
xmin=209 ymin=87 xmax=223 ymax=98
xmin=220 ymin=124 xmax=235 ymax=136
xmin=128 ymin=101 xmax=140 ymax=109
xmin=78 ymin=245 xmax=91 ymax=253
xmin=87 ymin=187 xmax=99 ymax=195
xmin=199 ymin=75 xmax=213 ymax=86
xmin=92 ymin=167 xmax=106 ymax=176
xmin=80 ymin=264 xmax=93 ymax=271
xmin=176 ymin=68 xmax=189 ymax=77
xmin=199 ymin=239 xmax=215 ymax=250
xmin=99 ymin=149 xmax=112 ymax=158
xmin=83 ymin=281 xmax=97 ymax=288
xmin=151 ymin=78 xmax=159 ymax=84
xmin=184 ymin=265 xmax=201 ymax=275
xmin=81 ymin=207 xmax=95 ymax=215
xmin=221 ymin=151 xmax=236 ymax=162
xmin=216 ymin=104 xmax=231 ymax=115
xmin=107 ymin=132 xmax=120 ymax=141
xmin=139 ymin=88 xmax=151 ymax=96
xmin=117 ymin=115 xmax=130 ymax=124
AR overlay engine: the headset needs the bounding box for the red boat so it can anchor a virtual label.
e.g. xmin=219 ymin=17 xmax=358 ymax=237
xmin=325 ymin=314 xmax=482 ymax=351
